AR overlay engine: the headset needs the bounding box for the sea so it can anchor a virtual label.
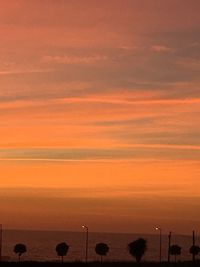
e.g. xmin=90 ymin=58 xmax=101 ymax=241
xmin=1 ymin=230 xmax=197 ymax=262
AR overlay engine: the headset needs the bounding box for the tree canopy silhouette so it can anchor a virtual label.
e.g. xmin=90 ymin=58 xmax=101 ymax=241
xmin=189 ymin=245 xmax=200 ymax=261
xmin=128 ymin=238 xmax=147 ymax=263
xmin=95 ymin=243 xmax=109 ymax=263
xmin=169 ymin=244 xmax=181 ymax=262
xmin=56 ymin=242 xmax=69 ymax=262
xmin=14 ymin=243 xmax=27 ymax=262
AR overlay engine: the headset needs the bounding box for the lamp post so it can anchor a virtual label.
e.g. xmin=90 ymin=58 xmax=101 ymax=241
xmin=192 ymin=230 xmax=195 ymax=262
xmin=168 ymin=231 xmax=172 ymax=262
xmin=82 ymin=225 xmax=88 ymax=263
xmin=155 ymin=227 xmax=162 ymax=263
xmin=0 ymin=224 xmax=2 ymax=262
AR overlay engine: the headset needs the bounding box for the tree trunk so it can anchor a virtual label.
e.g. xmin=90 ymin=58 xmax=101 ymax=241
xmin=193 ymin=230 xmax=195 ymax=262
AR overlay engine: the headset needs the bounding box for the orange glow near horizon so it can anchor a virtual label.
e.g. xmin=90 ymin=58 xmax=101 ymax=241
xmin=0 ymin=0 xmax=200 ymax=234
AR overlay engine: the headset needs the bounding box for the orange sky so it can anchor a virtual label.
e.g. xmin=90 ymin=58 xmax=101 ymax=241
xmin=0 ymin=0 xmax=200 ymax=234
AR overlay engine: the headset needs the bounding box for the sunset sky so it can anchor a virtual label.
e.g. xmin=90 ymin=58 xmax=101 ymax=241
xmin=0 ymin=0 xmax=200 ymax=234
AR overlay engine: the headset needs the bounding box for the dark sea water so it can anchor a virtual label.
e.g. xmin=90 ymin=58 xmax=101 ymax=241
xmin=1 ymin=230 xmax=197 ymax=262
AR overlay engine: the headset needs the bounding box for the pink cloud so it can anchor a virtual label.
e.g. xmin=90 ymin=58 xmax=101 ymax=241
xmin=42 ymin=54 xmax=107 ymax=65
xmin=151 ymin=45 xmax=174 ymax=53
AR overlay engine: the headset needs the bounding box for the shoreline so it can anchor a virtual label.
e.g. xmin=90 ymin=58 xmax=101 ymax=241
xmin=0 ymin=261 xmax=199 ymax=267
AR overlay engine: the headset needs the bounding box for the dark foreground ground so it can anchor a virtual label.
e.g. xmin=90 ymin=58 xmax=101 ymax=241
xmin=0 ymin=262 xmax=200 ymax=267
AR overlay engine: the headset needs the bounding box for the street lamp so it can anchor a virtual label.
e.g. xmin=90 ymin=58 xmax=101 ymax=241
xmin=155 ymin=227 xmax=162 ymax=263
xmin=168 ymin=231 xmax=172 ymax=262
xmin=82 ymin=225 xmax=88 ymax=263
xmin=0 ymin=224 xmax=2 ymax=262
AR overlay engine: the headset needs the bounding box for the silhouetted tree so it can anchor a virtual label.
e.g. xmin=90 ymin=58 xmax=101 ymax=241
xmin=190 ymin=245 xmax=200 ymax=261
xmin=56 ymin=242 xmax=69 ymax=262
xmin=128 ymin=238 xmax=147 ymax=263
xmin=14 ymin=243 xmax=27 ymax=262
xmin=95 ymin=243 xmax=109 ymax=263
xmin=169 ymin=244 xmax=181 ymax=262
